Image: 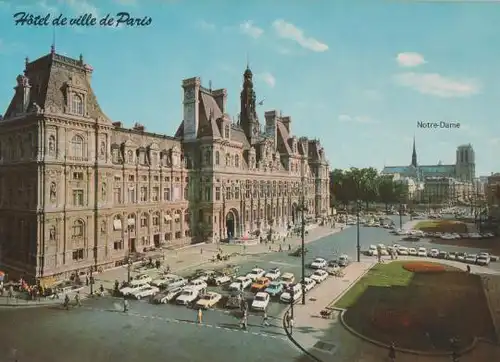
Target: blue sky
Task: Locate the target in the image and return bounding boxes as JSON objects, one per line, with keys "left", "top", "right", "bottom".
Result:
{"left": 0, "top": 0, "right": 499, "bottom": 176}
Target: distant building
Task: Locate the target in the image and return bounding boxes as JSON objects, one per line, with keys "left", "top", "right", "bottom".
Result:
{"left": 381, "top": 138, "right": 476, "bottom": 204}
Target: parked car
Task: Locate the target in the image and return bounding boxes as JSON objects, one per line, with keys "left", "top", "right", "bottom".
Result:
{"left": 189, "top": 279, "right": 208, "bottom": 291}
{"left": 150, "top": 276, "right": 173, "bottom": 288}
{"left": 229, "top": 276, "right": 252, "bottom": 290}
{"left": 190, "top": 270, "right": 216, "bottom": 282}
{"left": 251, "top": 277, "right": 270, "bottom": 292}
{"left": 438, "top": 251, "right": 449, "bottom": 259}
{"left": 280, "top": 283, "right": 302, "bottom": 303}
{"left": 279, "top": 273, "right": 295, "bottom": 287}
{"left": 377, "top": 244, "right": 389, "bottom": 255}
{"left": 130, "top": 274, "right": 153, "bottom": 286}
{"left": 325, "top": 263, "right": 340, "bottom": 275}
{"left": 457, "top": 252, "right": 467, "bottom": 261}
{"left": 448, "top": 252, "right": 457, "bottom": 260}
{"left": 246, "top": 268, "right": 266, "bottom": 281}
{"left": 310, "top": 270, "right": 328, "bottom": 284}
{"left": 265, "top": 281, "right": 284, "bottom": 297}
{"left": 152, "top": 287, "right": 183, "bottom": 304}
{"left": 195, "top": 292, "right": 222, "bottom": 309}
{"left": 429, "top": 249, "right": 439, "bottom": 258}
{"left": 465, "top": 254, "right": 478, "bottom": 264}
{"left": 132, "top": 285, "right": 160, "bottom": 300}
{"left": 417, "top": 247, "right": 427, "bottom": 257}
{"left": 251, "top": 292, "right": 270, "bottom": 311}
{"left": 310, "top": 258, "right": 327, "bottom": 269}
{"left": 176, "top": 287, "right": 199, "bottom": 305}
{"left": 303, "top": 277, "right": 316, "bottom": 292}
{"left": 476, "top": 255, "right": 490, "bottom": 266}
{"left": 225, "top": 291, "right": 243, "bottom": 309}
{"left": 208, "top": 273, "right": 231, "bottom": 286}
{"left": 119, "top": 282, "right": 149, "bottom": 296}
{"left": 408, "top": 248, "right": 418, "bottom": 256}
{"left": 368, "top": 245, "right": 378, "bottom": 256}
{"left": 265, "top": 268, "right": 281, "bottom": 280}
{"left": 338, "top": 255, "right": 350, "bottom": 267}
{"left": 396, "top": 247, "right": 408, "bottom": 256}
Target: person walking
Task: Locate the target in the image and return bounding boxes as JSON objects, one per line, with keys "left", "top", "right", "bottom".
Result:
{"left": 197, "top": 308, "right": 203, "bottom": 324}
{"left": 388, "top": 342, "right": 396, "bottom": 362}
{"left": 261, "top": 310, "right": 270, "bottom": 327}
{"left": 123, "top": 297, "right": 129, "bottom": 312}
{"left": 74, "top": 292, "right": 81, "bottom": 307}
{"left": 466, "top": 265, "right": 471, "bottom": 274}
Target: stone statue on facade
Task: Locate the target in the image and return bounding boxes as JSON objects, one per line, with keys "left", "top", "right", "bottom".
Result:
{"left": 50, "top": 182, "right": 57, "bottom": 202}
{"left": 100, "top": 220, "right": 106, "bottom": 234}
{"left": 99, "top": 141, "right": 106, "bottom": 159}
{"left": 48, "top": 136, "right": 56, "bottom": 155}
{"left": 49, "top": 226, "right": 56, "bottom": 240}
{"left": 101, "top": 183, "right": 107, "bottom": 201}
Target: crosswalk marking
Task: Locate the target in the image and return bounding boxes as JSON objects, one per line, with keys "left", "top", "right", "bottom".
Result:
{"left": 81, "top": 306, "right": 287, "bottom": 341}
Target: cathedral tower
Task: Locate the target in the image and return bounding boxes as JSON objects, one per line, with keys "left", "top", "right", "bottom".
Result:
{"left": 411, "top": 136, "right": 418, "bottom": 167}
{"left": 240, "top": 66, "right": 260, "bottom": 145}
{"left": 455, "top": 144, "right": 475, "bottom": 182}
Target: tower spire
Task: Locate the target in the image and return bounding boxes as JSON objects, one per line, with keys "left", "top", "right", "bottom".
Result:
{"left": 411, "top": 135, "right": 417, "bottom": 167}
{"left": 246, "top": 52, "right": 250, "bottom": 69}
{"left": 51, "top": 26, "right": 56, "bottom": 54}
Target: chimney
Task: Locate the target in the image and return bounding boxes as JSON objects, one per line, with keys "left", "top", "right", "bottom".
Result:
{"left": 112, "top": 121, "right": 123, "bottom": 128}
{"left": 212, "top": 88, "right": 227, "bottom": 113}
{"left": 182, "top": 77, "right": 201, "bottom": 141}
{"left": 15, "top": 75, "right": 31, "bottom": 113}
{"left": 281, "top": 116, "right": 291, "bottom": 133}
{"left": 265, "top": 110, "right": 277, "bottom": 145}
{"left": 133, "top": 123, "right": 145, "bottom": 132}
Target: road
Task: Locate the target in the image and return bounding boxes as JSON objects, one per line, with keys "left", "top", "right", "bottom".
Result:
{"left": 1, "top": 216, "right": 499, "bottom": 362}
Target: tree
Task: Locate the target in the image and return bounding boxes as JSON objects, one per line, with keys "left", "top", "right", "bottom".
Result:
{"left": 378, "top": 176, "right": 395, "bottom": 212}
{"left": 194, "top": 221, "right": 212, "bottom": 243}
{"left": 329, "top": 169, "right": 353, "bottom": 209}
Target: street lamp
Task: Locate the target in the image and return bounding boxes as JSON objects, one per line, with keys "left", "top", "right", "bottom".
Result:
{"left": 298, "top": 195, "right": 308, "bottom": 305}
{"left": 127, "top": 257, "right": 132, "bottom": 283}
{"left": 399, "top": 202, "right": 403, "bottom": 230}
{"left": 355, "top": 200, "right": 361, "bottom": 262}
{"left": 89, "top": 266, "right": 94, "bottom": 295}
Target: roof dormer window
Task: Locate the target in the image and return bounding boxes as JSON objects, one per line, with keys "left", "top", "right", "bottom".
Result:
{"left": 224, "top": 125, "right": 230, "bottom": 138}
{"left": 72, "top": 93, "right": 84, "bottom": 115}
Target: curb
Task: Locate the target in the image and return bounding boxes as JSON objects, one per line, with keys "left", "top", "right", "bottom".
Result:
{"left": 282, "top": 307, "right": 323, "bottom": 362}
{"left": 338, "top": 308, "right": 481, "bottom": 356}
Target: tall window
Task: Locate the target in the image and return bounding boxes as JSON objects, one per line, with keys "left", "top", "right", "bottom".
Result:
{"left": 215, "top": 151, "right": 220, "bottom": 165}
{"left": 235, "top": 155, "right": 240, "bottom": 168}
{"left": 140, "top": 213, "right": 148, "bottom": 227}
{"left": 215, "top": 187, "right": 220, "bottom": 201}
{"left": 127, "top": 150, "right": 134, "bottom": 164}
{"left": 184, "top": 186, "right": 189, "bottom": 200}
{"left": 72, "top": 189, "right": 84, "bottom": 206}
{"left": 72, "top": 220, "right": 84, "bottom": 237}
{"left": 224, "top": 125, "right": 230, "bottom": 138}
{"left": 152, "top": 187, "right": 159, "bottom": 201}
{"left": 152, "top": 213, "right": 160, "bottom": 226}
{"left": 71, "top": 135, "right": 84, "bottom": 158}
{"left": 113, "top": 187, "right": 122, "bottom": 204}
{"left": 140, "top": 187, "right": 148, "bottom": 202}
{"left": 72, "top": 93, "right": 84, "bottom": 115}
{"left": 128, "top": 188, "right": 136, "bottom": 203}
{"left": 204, "top": 151, "right": 211, "bottom": 165}
{"left": 163, "top": 188, "right": 170, "bottom": 201}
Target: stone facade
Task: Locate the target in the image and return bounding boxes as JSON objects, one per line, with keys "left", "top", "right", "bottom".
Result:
{"left": 0, "top": 51, "right": 330, "bottom": 281}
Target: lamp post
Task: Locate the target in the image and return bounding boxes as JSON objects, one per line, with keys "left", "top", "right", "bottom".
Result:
{"left": 127, "top": 257, "right": 132, "bottom": 283}
{"left": 356, "top": 200, "right": 361, "bottom": 262}
{"left": 289, "top": 289, "right": 295, "bottom": 335}
{"left": 298, "top": 195, "right": 308, "bottom": 305}
{"left": 399, "top": 202, "right": 403, "bottom": 230}
{"left": 89, "top": 266, "right": 94, "bottom": 295}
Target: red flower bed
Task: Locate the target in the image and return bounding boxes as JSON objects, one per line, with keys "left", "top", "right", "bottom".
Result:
{"left": 403, "top": 262, "right": 446, "bottom": 273}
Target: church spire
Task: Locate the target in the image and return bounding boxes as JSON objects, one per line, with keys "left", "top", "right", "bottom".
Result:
{"left": 411, "top": 136, "right": 417, "bottom": 167}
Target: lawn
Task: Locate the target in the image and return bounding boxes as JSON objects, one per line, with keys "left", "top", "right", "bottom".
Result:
{"left": 414, "top": 220, "right": 468, "bottom": 233}
{"left": 334, "top": 261, "right": 495, "bottom": 352}
{"left": 334, "top": 262, "right": 413, "bottom": 309}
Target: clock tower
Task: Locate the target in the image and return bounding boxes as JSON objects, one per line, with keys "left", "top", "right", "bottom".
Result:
{"left": 182, "top": 77, "right": 200, "bottom": 141}
{"left": 240, "top": 66, "right": 260, "bottom": 145}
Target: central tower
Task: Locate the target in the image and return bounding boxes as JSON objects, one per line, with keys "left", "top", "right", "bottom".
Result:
{"left": 411, "top": 136, "right": 418, "bottom": 167}
{"left": 240, "top": 66, "right": 260, "bottom": 145}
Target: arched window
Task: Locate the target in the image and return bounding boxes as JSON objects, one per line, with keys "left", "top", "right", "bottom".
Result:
{"left": 152, "top": 212, "right": 160, "bottom": 226}
{"left": 224, "top": 125, "right": 230, "bottom": 138}
{"left": 140, "top": 213, "right": 148, "bottom": 228}
{"left": 72, "top": 93, "right": 84, "bottom": 115}
{"left": 71, "top": 135, "right": 84, "bottom": 158}
{"left": 72, "top": 219, "right": 84, "bottom": 237}
{"left": 225, "top": 153, "right": 230, "bottom": 166}
{"left": 127, "top": 150, "right": 134, "bottom": 164}
{"left": 235, "top": 155, "right": 239, "bottom": 168}
{"left": 204, "top": 151, "right": 211, "bottom": 165}
{"left": 215, "top": 151, "right": 220, "bottom": 165}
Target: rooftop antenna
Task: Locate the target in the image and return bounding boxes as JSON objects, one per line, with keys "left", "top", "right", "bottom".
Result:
{"left": 246, "top": 52, "right": 250, "bottom": 69}
{"left": 50, "top": 26, "right": 56, "bottom": 54}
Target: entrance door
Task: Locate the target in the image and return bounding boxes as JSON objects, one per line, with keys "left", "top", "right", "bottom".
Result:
{"left": 153, "top": 234, "right": 160, "bottom": 247}
{"left": 226, "top": 213, "right": 235, "bottom": 239}
{"left": 130, "top": 238, "right": 136, "bottom": 253}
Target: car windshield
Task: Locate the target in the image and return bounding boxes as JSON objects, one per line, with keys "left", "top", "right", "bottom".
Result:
{"left": 268, "top": 284, "right": 278, "bottom": 289}
{"left": 182, "top": 291, "right": 193, "bottom": 296}
{"left": 256, "top": 280, "right": 264, "bottom": 284}
{"left": 314, "top": 271, "right": 322, "bottom": 276}
{"left": 202, "top": 295, "right": 212, "bottom": 300}
{"left": 255, "top": 296, "right": 266, "bottom": 301}
{"left": 314, "top": 259, "right": 323, "bottom": 262}
{"left": 251, "top": 269, "right": 261, "bottom": 274}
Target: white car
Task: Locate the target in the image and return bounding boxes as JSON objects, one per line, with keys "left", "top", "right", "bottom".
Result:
{"left": 130, "top": 274, "right": 153, "bottom": 286}
{"left": 338, "top": 255, "right": 350, "bottom": 267}
{"left": 165, "top": 277, "right": 188, "bottom": 290}
{"left": 251, "top": 292, "right": 270, "bottom": 311}
{"left": 120, "top": 282, "right": 149, "bottom": 296}
{"left": 279, "top": 273, "right": 295, "bottom": 287}
{"left": 195, "top": 292, "right": 222, "bottom": 309}
{"left": 429, "top": 249, "right": 439, "bottom": 258}
{"left": 152, "top": 287, "right": 183, "bottom": 304}
{"left": 325, "top": 263, "right": 340, "bottom": 275}
{"left": 303, "top": 277, "right": 316, "bottom": 292}
{"left": 408, "top": 248, "right": 418, "bottom": 256}
{"left": 280, "top": 284, "right": 302, "bottom": 303}
{"left": 397, "top": 246, "right": 409, "bottom": 256}
{"left": 246, "top": 268, "right": 266, "bottom": 281}
{"left": 189, "top": 279, "right": 208, "bottom": 291}
{"left": 310, "top": 258, "right": 327, "bottom": 269}
{"left": 465, "top": 254, "right": 478, "bottom": 264}
{"left": 310, "top": 270, "right": 328, "bottom": 283}
{"left": 209, "top": 274, "right": 232, "bottom": 286}
{"left": 229, "top": 276, "right": 252, "bottom": 291}
{"left": 150, "top": 277, "right": 171, "bottom": 288}
{"left": 377, "top": 244, "right": 389, "bottom": 256}
{"left": 476, "top": 255, "right": 490, "bottom": 266}
{"left": 132, "top": 285, "right": 160, "bottom": 300}
{"left": 176, "top": 287, "right": 199, "bottom": 305}
{"left": 368, "top": 245, "right": 378, "bottom": 256}
{"left": 265, "top": 267, "right": 281, "bottom": 280}
{"left": 417, "top": 247, "right": 427, "bottom": 257}
{"left": 192, "top": 270, "right": 216, "bottom": 282}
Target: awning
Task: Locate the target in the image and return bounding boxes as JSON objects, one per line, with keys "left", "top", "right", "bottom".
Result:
{"left": 128, "top": 218, "right": 135, "bottom": 226}
{"left": 164, "top": 215, "right": 172, "bottom": 222}
{"left": 113, "top": 219, "right": 122, "bottom": 231}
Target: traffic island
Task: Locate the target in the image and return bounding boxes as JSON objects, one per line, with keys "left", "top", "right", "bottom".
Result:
{"left": 332, "top": 261, "right": 496, "bottom": 355}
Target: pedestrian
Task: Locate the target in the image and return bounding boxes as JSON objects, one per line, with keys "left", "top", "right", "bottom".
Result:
{"left": 200, "top": 248, "right": 203, "bottom": 255}
{"left": 197, "top": 308, "right": 203, "bottom": 324}
{"left": 123, "top": 297, "right": 129, "bottom": 312}
{"left": 85, "top": 276, "right": 89, "bottom": 286}
{"left": 75, "top": 292, "right": 81, "bottom": 307}
{"left": 388, "top": 342, "right": 396, "bottom": 362}
{"left": 466, "top": 265, "right": 471, "bottom": 274}
{"left": 155, "top": 259, "right": 161, "bottom": 269}
{"left": 262, "top": 310, "right": 270, "bottom": 326}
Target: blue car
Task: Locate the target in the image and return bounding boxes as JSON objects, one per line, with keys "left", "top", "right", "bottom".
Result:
{"left": 265, "top": 281, "right": 284, "bottom": 297}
